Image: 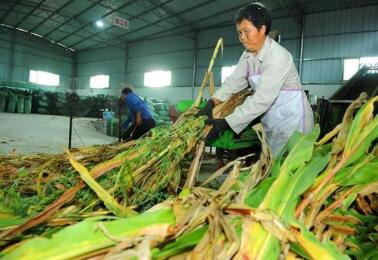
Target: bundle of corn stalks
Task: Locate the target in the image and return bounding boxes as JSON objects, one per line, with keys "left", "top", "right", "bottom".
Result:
{"left": 0, "top": 122, "right": 272, "bottom": 260}
{"left": 2, "top": 93, "right": 377, "bottom": 259}
{"left": 0, "top": 38, "right": 249, "bottom": 245}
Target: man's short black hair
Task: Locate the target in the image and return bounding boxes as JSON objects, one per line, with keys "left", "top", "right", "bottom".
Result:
{"left": 122, "top": 87, "right": 133, "bottom": 95}
{"left": 236, "top": 3, "right": 271, "bottom": 35}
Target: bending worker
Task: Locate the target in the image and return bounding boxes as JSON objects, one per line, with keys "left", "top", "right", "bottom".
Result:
{"left": 121, "top": 87, "right": 156, "bottom": 141}
{"left": 198, "top": 3, "right": 313, "bottom": 155}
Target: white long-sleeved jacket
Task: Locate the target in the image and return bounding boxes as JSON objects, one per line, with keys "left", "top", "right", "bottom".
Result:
{"left": 213, "top": 36, "right": 313, "bottom": 154}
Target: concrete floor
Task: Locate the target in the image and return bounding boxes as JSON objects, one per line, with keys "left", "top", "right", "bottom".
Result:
{"left": 0, "top": 112, "right": 117, "bottom": 155}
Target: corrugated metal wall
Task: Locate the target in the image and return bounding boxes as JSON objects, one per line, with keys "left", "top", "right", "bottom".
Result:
{"left": 0, "top": 27, "right": 73, "bottom": 88}
{"left": 126, "top": 35, "right": 195, "bottom": 103}
{"left": 3, "top": 4, "right": 377, "bottom": 103}
{"left": 125, "top": 5, "right": 378, "bottom": 103}
{"left": 127, "top": 35, "right": 194, "bottom": 88}
{"left": 303, "top": 5, "right": 378, "bottom": 97}
{"left": 123, "top": 16, "right": 301, "bottom": 104}
{"left": 77, "top": 46, "right": 126, "bottom": 95}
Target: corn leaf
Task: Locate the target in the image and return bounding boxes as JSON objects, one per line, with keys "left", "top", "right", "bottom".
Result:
{"left": 238, "top": 126, "right": 329, "bottom": 260}
{"left": 343, "top": 97, "right": 378, "bottom": 166}
{"left": 0, "top": 218, "right": 26, "bottom": 229}
{"left": 291, "top": 222, "right": 350, "bottom": 260}
{"left": 68, "top": 153, "right": 137, "bottom": 218}
{"left": 245, "top": 178, "right": 275, "bottom": 208}
{"left": 152, "top": 226, "right": 208, "bottom": 258}
{"left": 334, "top": 156, "right": 378, "bottom": 186}
{"left": 237, "top": 219, "right": 281, "bottom": 260}
{"left": 261, "top": 126, "right": 320, "bottom": 213}
{"left": 271, "top": 131, "right": 304, "bottom": 178}
{"left": 4, "top": 208, "right": 175, "bottom": 260}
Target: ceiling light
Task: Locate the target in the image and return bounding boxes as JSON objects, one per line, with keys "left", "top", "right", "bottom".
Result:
{"left": 96, "top": 20, "right": 104, "bottom": 28}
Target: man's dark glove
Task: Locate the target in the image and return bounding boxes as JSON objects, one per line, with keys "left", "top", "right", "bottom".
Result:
{"left": 205, "top": 118, "right": 230, "bottom": 142}
{"left": 196, "top": 99, "right": 214, "bottom": 119}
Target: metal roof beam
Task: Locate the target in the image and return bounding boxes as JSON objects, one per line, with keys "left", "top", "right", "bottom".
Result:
{"left": 124, "top": 2, "right": 248, "bottom": 42}
{"left": 286, "top": 0, "right": 304, "bottom": 23}
{"left": 14, "top": 0, "right": 48, "bottom": 28}
{"left": 85, "top": 1, "right": 247, "bottom": 50}
{"left": 1, "top": 0, "right": 92, "bottom": 30}
{"left": 55, "top": 0, "right": 137, "bottom": 43}
{"left": 0, "top": 0, "right": 22, "bottom": 24}
{"left": 28, "top": 0, "right": 74, "bottom": 33}
{"left": 66, "top": 0, "right": 179, "bottom": 48}
{"left": 42, "top": 0, "right": 103, "bottom": 38}
{"left": 92, "top": 0, "right": 185, "bottom": 38}
{"left": 146, "top": 0, "right": 194, "bottom": 31}
{"left": 86, "top": 0, "right": 215, "bottom": 49}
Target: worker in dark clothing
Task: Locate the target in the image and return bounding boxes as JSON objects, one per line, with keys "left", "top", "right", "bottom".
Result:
{"left": 121, "top": 87, "right": 156, "bottom": 141}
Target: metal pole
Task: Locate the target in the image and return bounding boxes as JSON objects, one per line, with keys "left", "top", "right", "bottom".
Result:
{"left": 191, "top": 31, "right": 198, "bottom": 99}
{"left": 8, "top": 30, "right": 15, "bottom": 80}
{"left": 298, "top": 13, "right": 305, "bottom": 81}
{"left": 124, "top": 44, "right": 129, "bottom": 83}
{"left": 118, "top": 99, "right": 122, "bottom": 142}
{"left": 68, "top": 52, "right": 78, "bottom": 149}
{"left": 120, "top": 44, "right": 129, "bottom": 142}
{"left": 68, "top": 110, "right": 73, "bottom": 149}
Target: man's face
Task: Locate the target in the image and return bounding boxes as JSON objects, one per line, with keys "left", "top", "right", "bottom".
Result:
{"left": 237, "top": 19, "right": 266, "bottom": 53}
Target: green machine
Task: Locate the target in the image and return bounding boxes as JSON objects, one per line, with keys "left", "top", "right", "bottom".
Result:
{"left": 176, "top": 100, "right": 260, "bottom": 162}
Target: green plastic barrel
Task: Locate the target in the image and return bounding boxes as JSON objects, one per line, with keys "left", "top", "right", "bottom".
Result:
{"left": 24, "top": 96, "right": 32, "bottom": 114}
{"left": 16, "top": 95, "right": 24, "bottom": 113}
{"left": 112, "top": 119, "right": 119, "bottom": 137}
{"left": 106, "top": 117, "right": 114, "bottom": 136}
{"left": 6, "top": 93, "right": 17, "bottom": 113}
{"left": 0, "top": 91, "right": 7, "bottom": 112}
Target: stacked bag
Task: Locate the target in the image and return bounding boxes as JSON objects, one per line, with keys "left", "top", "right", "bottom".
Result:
{"left": 0, "top": 87, "right": 32, "bottom": 114}
{"left": 145, "top": 97, "right": 171, "bottom": 126}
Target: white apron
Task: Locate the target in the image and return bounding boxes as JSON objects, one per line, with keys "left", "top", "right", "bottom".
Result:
{"left": 247, "top": 74, "right": 313, "bottom": 155}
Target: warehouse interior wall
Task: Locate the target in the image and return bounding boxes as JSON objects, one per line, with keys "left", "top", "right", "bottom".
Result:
{"left": 302, "top": 4, "right": 378, "bottom": 98}
{"left": 2, "top": 4, "right": 377, "bottom": 106}
{"left": 117, "top": 4, "right": 378, "bottom": 104}
{"left": 0, "top": 27, "right": 73, "bottom": 89}
{"left": 125, "top": 35, "right": 195, "bottom": 104}
{"left": 77, "top": 46, "right": 126, "bottom": 96}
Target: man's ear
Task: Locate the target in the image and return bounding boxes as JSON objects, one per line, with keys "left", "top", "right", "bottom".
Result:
{"left": 260, "top": 25, "right": 267, "bottom": 35}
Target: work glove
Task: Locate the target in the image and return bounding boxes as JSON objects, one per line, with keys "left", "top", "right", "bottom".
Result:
{"left": 196, "top": 99, "right": 215, "bottom": 119}
{"left": 205, "top": 118, "right": 230, "bottom": 142}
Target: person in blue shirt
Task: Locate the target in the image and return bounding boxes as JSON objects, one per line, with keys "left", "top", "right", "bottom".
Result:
{"left": 121, "top": 87, "right": 156, "bottom": 141}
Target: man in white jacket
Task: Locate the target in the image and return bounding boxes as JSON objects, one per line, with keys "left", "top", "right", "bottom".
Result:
{"left": 198, "top": 3, "right": 313, "bottom": 155}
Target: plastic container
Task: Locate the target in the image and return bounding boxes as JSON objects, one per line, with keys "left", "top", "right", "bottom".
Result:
{"left": 106, "top": 117, "right": 114, "bottom": 136}
{"left": 102, "top": 111, "right": 115, "bottom": 121}
{"left": 24, "top": 96, "right": 32, "bottom": 114}
{"left": 6, "top": 93, "right": 17, "bottom": 113}
{"left": 0, "top": 91, "right": 7, "bottom": 112}
{"left": 103, "top": 111, "right": 115, "bottom": 135}
{"left": 112, "top": 119, "right": 119, "bottom": 137}
{"left": 16, "top": 95, "right": 24, "bottom": 113}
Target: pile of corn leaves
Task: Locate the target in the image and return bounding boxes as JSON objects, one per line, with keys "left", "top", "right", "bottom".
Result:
{"left": 0, "top": 87, "right": 250, "bottom": 242}
{"left": 0, "top": 92, "right": 377, "bottom": 259}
